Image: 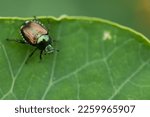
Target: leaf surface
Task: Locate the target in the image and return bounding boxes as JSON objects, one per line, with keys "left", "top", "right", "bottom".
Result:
{"left": 0, "top": 16, "right": 150, "bottom": 100}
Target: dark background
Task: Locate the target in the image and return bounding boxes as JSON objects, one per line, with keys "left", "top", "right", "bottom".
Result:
{"left": 0, "top": 0, "right": 150, "bottom": 38}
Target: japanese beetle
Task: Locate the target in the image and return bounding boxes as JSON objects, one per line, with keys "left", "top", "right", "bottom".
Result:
{"left": 7, "top": 16, "right": 55, "bottom": 62}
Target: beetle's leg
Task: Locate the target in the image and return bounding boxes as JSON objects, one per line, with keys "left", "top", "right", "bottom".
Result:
{"left": 53, "top": 40, "right": 57, "bottom": 43}
{"left": 25, "top": 48, "right": 38, "bottom": 64}
{"left": 33, "top": 16, "right": 43, "bottom": 26}
{"left": 46, "top": 19, "right": 56, "bottom": 45}
{"left": 6, "top": 38, "right": 27, "bottom": 44}
{"left": 33, "top": 16, "right": 38, "bottom": 21}
{"left": 33, "top": 16, "right": 41, "bottom": 23}
{"left": 46, "top": 18, "right": 51, "bottom": 32}
{"left": 40, "top": 50, "right": 43, "bottom": 60}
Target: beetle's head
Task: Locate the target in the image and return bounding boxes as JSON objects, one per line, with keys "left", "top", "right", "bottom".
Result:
{"left": 45, "top": 44, "right": 54, "bottom": 53}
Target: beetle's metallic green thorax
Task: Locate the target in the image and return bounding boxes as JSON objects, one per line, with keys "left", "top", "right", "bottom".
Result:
{"left": 37, "top": 35, "right": 49, "bottom": 43}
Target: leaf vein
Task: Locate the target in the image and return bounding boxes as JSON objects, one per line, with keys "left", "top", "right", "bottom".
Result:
{"left": 53, "top": 59, "right": 103, "bottom": 85}
{"left": 108, "top": 60, "right": 149, "bottom": 99}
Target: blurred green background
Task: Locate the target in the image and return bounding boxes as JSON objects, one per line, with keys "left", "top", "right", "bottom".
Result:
{"left": 0, "top": 0, "right": 150, "bottom": 38}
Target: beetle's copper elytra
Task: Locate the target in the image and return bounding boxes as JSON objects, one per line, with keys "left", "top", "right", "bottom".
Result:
{"left": 21, "top": 21, "right": 48, "bottom": 44}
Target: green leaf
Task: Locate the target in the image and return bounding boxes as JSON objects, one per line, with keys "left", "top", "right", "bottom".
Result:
{"left": 0, "top": 16, "right": 150, "bottom": 100}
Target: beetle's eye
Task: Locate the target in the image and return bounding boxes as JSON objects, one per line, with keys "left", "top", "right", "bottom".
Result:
{"left": 45, "top": 45, "right": 54, "bottom": 53}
